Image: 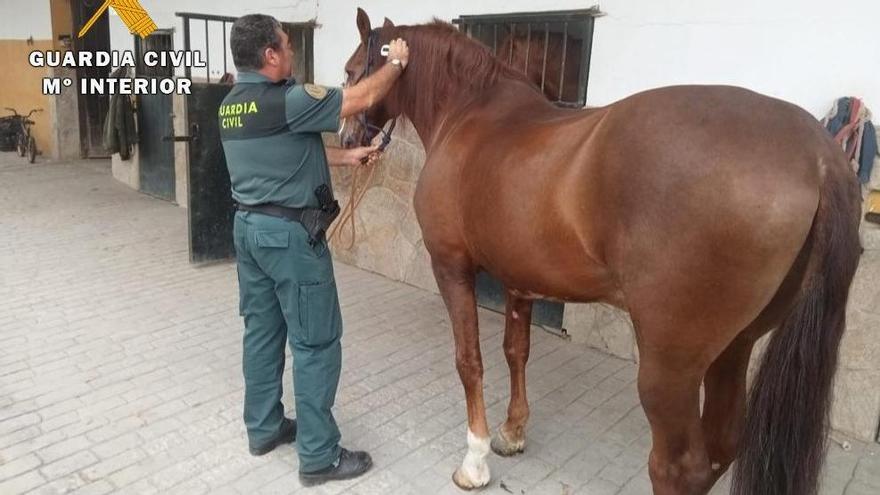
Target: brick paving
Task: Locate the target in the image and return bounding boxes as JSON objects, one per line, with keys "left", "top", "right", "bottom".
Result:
{"left": 0, "top": 154, "right": 878, "bottom": 494}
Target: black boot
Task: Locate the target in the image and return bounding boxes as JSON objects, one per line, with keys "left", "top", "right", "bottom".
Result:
{"left": 299, "top": 448, "right": 373, "bottom": 486}
{"left": 249, "top": 417, "right": 297, "bottom": 456}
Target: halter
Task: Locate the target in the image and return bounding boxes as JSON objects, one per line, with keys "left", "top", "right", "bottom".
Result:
{"left": 355, "top": 29, "right": 397, "bottom": 152}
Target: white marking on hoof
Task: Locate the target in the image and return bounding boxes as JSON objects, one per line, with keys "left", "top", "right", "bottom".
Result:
{"left": 454, "top": 429, "right": 490, "bottom": 489}
{"left": 512, "top": 311, "right": 519, "bottom": 320}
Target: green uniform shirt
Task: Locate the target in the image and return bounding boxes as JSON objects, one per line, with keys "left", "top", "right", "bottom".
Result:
{"left": 219, "top": 71, "right": 342, "bottom": 208}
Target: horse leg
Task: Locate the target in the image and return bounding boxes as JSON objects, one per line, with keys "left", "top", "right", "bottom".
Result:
{"left": 702, "top": 244, "right": 809, "bottom": 482}
{"left": 432, "top": 258, "right": 491, "bottom": 489}
{"left": 639, "top": 355, "right": 714, "bottom": 495}
{"left": 700, "top": 334, "right": 756, "bottom": 483}
{"left": 491, "top": 294, "right": 533, "bottom": 456}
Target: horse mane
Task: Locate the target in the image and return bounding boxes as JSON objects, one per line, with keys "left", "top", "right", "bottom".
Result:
{"left": 406, "top": 20, "right": 529, "bottom": 88}
{"left": 389, "top": 20, "right": 535, "bottom": 136}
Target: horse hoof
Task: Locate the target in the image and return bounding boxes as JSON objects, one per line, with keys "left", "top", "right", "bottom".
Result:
{"left": 452, "top": 467, "right": 489, "bottom": 490}
{"left": 490, "top": 429, "right": 525, "bottom": 457}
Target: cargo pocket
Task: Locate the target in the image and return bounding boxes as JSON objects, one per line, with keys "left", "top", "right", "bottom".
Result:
{"left": 254, "top": 231, "right": 289, "bottom": 248}
{"left": 297, "top": 280, "right": 342, "bottom": 347}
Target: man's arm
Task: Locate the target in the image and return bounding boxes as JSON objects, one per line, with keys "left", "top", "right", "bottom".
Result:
{"left": 326, "top": 145, "right": 380, "bottom": 167}
{"left": 340, "top": 38, "right": 409, "bottom": 119}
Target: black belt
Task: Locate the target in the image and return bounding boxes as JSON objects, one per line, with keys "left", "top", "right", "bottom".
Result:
{"left": 237, "top": 188, "right": 340, "bottom": 248}
{"left": 236, "top": 203, "right": 311, "bottom": 223}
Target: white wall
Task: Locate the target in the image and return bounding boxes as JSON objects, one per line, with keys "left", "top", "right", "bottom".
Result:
{"left": 314, "top": 0, "right": 880, "bottom": 118}
{"left": 3, "top": 1, "right": 877, "bottom": 117}
{"left": 108, "top": 0, "right": 318, "bottom": 80}
{"left": 0, "top": 0, "right": 52, "bottom": 40}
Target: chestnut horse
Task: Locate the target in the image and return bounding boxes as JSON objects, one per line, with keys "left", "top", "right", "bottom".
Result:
{"left": 341, "top": 10, "right": 862, "bottom": 495}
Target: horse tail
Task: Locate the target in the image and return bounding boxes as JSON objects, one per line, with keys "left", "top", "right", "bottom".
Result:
{"left": 731, "top": 160, "right": 862, "bottom": 495}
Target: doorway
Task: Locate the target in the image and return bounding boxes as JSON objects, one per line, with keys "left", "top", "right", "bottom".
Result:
{"left": 70, "top": 0, "right": 111, "bottom": 158}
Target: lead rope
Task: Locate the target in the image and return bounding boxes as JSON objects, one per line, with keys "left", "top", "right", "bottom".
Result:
{"left": 327, "top": 119, "right": 397, "bottom": 250}
{"left": 327, "top": 161, "right": 378, "bottom": 250}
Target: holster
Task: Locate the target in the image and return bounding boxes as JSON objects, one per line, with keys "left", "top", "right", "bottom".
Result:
{"left": 301, "top": 184, "right": 340, "bottom": 246}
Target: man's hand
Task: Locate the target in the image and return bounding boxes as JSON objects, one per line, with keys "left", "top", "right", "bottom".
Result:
{"left": 347, "top": 146, "right": 381, "bottom": 167}
{"left": 386, "top": 38, "right": 409, "bottom": 69}
{"left": 327, "top": 145, "right": 381, "bottom": 167}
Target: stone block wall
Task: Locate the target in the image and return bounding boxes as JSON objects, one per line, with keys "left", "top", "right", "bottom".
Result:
{"left": 328, "top": 121, "right": 437, "bottom": 294}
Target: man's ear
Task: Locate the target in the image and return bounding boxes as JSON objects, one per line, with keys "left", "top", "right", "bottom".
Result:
{"left": 264, "top": 45, "right": 279, "bottom": 66}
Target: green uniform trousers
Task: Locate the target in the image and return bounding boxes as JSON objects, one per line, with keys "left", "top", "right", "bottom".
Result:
{"left": 233, "top": 210, "right": 342, "bottom": 472}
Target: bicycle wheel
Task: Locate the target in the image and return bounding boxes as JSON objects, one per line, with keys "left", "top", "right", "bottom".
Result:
{"left": 27, "top": 136, "right": 36, "bottom": 163}
{"left": 17, "top": 134, "right": 25, "bottom": 157}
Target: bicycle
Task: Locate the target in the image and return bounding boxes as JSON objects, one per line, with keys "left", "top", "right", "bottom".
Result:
{"left": 4, "top": 108, "right": 42, "bottom": 163}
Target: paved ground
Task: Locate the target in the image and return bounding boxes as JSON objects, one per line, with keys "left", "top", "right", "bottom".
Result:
{"left": 0, "top": 154, "right": 878, "bottom": 495}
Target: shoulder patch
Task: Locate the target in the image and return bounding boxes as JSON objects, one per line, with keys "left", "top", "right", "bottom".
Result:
{"left": 303, "top": 83, "right": 328, "bottom": 100}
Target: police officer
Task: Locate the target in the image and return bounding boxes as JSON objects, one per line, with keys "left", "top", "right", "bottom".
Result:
{"left": 220, "top": 14, "right": 409, "bottom": 486}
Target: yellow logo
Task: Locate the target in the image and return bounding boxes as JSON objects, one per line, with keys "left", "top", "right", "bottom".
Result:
{"left": 78, "top": 0, "right": 158, "bottom": 39}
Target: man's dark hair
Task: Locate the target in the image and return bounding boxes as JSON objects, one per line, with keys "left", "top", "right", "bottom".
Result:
{"left": 230, "top": 14, "right": 283, "bottom": 71}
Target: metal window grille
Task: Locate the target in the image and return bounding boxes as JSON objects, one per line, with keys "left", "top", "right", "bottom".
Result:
{"left": 134, "top": 30, "right": 174, "bottom": 78}
{"left": 453, "top": 8, "right": 600, "bottom": 108}
{"left": 175, "top": 12, "right": 315, "bottom": 84}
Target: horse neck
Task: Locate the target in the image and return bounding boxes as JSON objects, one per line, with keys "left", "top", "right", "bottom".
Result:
{"left": 390, "top": 64, "right": 461, "bottom": 148}
{"left": 388, "top": 26, "right": 518, "bottom": 150}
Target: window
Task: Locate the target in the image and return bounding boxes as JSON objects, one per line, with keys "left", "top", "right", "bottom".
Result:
{"left": 134, "top": 30, "right": 174, "bottom": 78}
{"left": 453, "top": 8, "right": 600, "bottom": 108}
{"left": 175, "top": 13, "right": 315, "bottom": 84}
{"left": 282, "top": 23, "right": 315, "bottom": 84}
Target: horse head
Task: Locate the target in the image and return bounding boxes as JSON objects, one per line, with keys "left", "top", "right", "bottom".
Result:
{"left": 340, "top": 8, "right": 398, "bottom": 149}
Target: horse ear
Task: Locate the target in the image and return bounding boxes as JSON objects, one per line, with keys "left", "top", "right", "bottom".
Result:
{"left": 383, "top": 17, "right": 395, "bottom": 29}
{"left": 356, "top": 8, "right": 371, "bottom": 43}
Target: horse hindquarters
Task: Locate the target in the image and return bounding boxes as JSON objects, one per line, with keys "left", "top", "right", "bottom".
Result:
{"left": 732, "top": 161, "right": 862, "bottom": 495}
